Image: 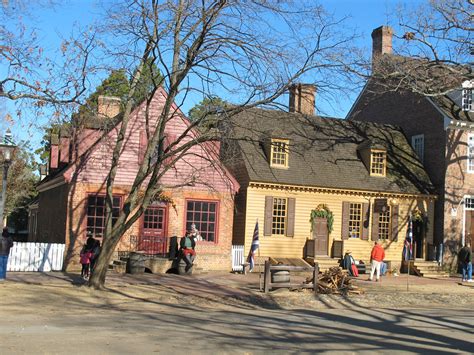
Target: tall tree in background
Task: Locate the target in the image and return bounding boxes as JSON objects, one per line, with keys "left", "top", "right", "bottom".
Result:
{"left": 5, "top": 145, "right": 38, "bottom": 235}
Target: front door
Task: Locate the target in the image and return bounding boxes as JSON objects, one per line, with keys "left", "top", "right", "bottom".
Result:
{"left": 139, "top": 205, "right": 168, "bottom": 255}
{"left": 312, "top": 217, "right": 328, "bottom": 256}
{"left": 413, "top": 220, "right": 424, "bottom": 259}
{"left": 466, "top": 210, "right": 474, "bottom": 252}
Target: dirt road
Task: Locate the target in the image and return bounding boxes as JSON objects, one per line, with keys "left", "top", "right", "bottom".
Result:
{"left": 0, "top": 272, "right": 473, "bottom": 354}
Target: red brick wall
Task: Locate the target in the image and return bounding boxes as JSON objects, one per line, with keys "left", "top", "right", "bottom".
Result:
{"left": 443, "top": 128, "right": 474, "bottom": 267}
{"left": 63, "top": 182, "right": 235, "bottom": 271}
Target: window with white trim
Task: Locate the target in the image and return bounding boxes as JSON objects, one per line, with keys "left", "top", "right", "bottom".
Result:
{"left": 465, "top": 197, "right": 474, "bottom": 210}
{"left": 348, "top": 203, "right": 363, "bottom": 238}
{"left": 272, "top": 197, "right": 287, "bottom": 235}
{"left": 270, "top": 139, "right": 289, "bottom": 168}
{"left": 378, "top": 206, "right": 391, "bottom": 240}
{"left": 411, "top": 134, "right": 424, "bottom": 163}
{"left": 462, "top": 88, "right": 473, "bottom": 112}
{"left": 370, "top": 150, "right": 386, "bottom": 176}
{"left": 468, "top": 134, "right": 474, "bottom": 173}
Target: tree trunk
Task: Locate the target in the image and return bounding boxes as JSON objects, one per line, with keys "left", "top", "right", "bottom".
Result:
{"left": 88, "top": 233, "right": 119, "bottom": 289}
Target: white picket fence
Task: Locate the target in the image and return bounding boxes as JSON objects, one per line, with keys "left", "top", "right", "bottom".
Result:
{"left": 231, "top": 245, "right": 245, "bottom": 272}
{"left": 7, "top": 242, "right": 65, "bottom": 272}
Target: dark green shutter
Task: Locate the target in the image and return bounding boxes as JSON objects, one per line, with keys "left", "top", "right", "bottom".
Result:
{"left": 264, "top": 196, "right": 273, "bottom": 236}
{"left": 391, "top": 205, "right": 399, "bottom": 242}
{"left": 341, "top": 202, "right": 350, "bottom": 240}
{"left": 286, "top": 198, "right": 296, "bottom": 237}
{"left": 371, "top": 204, "right": 379, "bottom": 241}
{"left": 362, "top": 203, "right": 369, "bottom": 240}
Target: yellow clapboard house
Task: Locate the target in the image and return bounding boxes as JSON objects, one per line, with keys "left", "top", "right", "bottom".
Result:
{"left": 223, "top": 85, "right": 436, "bottom": 271}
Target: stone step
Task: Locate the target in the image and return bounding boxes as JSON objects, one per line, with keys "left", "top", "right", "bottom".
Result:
{"left": 415, "top": 266, "right": 444, "bottom": 272}
{"left": 420, "top": 273, "right": 450, "bottom": 278}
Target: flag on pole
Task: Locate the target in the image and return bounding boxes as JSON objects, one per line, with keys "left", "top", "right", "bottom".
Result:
{"left": 403, "top": 215, "right": 413, "bottom": 261}
{"left": 247, "top": 220, "right": 260, "bottom": 272}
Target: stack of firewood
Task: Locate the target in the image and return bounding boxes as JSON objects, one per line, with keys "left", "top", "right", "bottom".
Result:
{"left": 306, "top": 267, "right": 362, "bottom": 295}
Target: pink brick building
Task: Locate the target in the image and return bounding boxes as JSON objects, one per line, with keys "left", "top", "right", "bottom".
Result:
{"left": 29, "top": 88, "right": 239, "bottom": 271}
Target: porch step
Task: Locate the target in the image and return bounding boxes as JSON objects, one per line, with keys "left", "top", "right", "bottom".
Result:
{"left": 413, "top": 261, "right": 449, "bottom": 278}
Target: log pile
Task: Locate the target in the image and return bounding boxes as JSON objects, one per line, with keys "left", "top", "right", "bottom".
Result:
{"left": 306, "top": 267, "right": 362, "bottom": 295}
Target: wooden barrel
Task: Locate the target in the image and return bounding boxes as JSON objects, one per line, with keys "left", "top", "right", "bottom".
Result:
{"left": 271, "top": 270, "right": 290, "bottom": 283}
{"left": 178, "top": 259, "right": 193, "bottom": 275}
{"left": 128, "top": 252, "right": 145, "bottom": 274}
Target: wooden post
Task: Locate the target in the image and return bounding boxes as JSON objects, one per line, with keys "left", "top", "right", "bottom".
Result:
{"left": 313, "top": 262, "right": 319, "bottom": 295}
{"left": 263, "top": 259, "right": 270, "bottom": 293}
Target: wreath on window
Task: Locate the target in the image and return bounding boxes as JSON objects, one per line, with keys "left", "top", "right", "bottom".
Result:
{"left": 309, "top": 204, "right": 334, "bottom": 234}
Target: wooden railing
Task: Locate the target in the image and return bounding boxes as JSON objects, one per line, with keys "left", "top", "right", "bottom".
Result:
{"left": 263, "top": 259, "right": 319, "bottom": 294}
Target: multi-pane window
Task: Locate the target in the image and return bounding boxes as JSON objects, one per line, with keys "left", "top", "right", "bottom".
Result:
{"left": 465, "top": 197, "right": 474, "bottom": 210}
{"left": 378, "top": 206, "right": 391, "bottom": 240}
{"left": 370, "top": 151, "right": 386, "bottom": 176}
{"left": 272, "top": 197, "right": 287, "bottom": 235}
{"left": 468, "top": 134, "right": 474, "bottom": 173}
{"left": 143, "top": 207, "right": 164, "bottom": 231}
{"left": 411, "top": 134, "right": 424, "bottom": 163}
{"left": 271, "top": 139, "right": 289, "bottom": 168}
{"left": 185, "top": 200, "right": 218, "bottom": 242}
{"left": 86, "top": 195, "right": 121, "bottom": 238}
{"left": 348, "top": 203, "right": 363, "bottom": 238}
{"left": 462, "top": 88, "right": 473, "bottom": 112}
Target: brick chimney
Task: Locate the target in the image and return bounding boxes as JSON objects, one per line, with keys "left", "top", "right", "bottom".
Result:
{"left": 371, "top": 26, "right": 393, "bottom": 59}
{"left": 289, "top": 84, "right": 316, "bottom": 116}
{"left": 49, "top": 133, "right": 59, "bottom": 170}
{"left": 98, "top": 96, "right": 121, "bottom": 118}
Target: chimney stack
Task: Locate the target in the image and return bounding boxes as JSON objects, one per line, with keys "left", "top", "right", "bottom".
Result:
{"left": 289, "top": 83, "right": 316, "bottom": 116}
{"left": 371, "top": 26, "right": 393, "bottom": 60}
{"left": 98, "top": 96, "right": 121, "bottom": 118}
{"left": 49, "top": 133, "right": 59, "bottom": 170}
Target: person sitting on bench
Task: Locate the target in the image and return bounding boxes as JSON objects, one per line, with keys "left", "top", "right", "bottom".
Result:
{"left": 179, "top": 230, "right": 196, "bottom": 271}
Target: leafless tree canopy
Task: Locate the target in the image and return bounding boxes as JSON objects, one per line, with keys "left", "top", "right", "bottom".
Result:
{"left": 372, "top": 0, "right": 472, "bottom": 96}
{"left": 82, "top": 0, "right": 365, "bottom": 288}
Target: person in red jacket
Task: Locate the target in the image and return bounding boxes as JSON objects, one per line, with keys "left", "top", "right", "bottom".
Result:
{"left": 369, "top": 240, "right": 385, "bottom": 281}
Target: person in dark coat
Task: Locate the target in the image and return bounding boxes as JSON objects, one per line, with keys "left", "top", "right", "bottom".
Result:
{"left": 0, "top": 227, "right": 13, "bottom": 281}
{"left": 458, "top": 241, "right": 472, "bottom": 282}
{"left": 179, "top": 231, "right": 196, "bottom": 271}
{"left": 90, "top": 239, "right": 101, "bottom": 273}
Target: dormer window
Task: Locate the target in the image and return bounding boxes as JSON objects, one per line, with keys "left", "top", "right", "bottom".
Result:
{"left": 462, "top": 88, "right": 473, "bottom": 112}
{"left": 370, "top": 150, "right": 386, "bottom": 176}
{"left": 270, "top": 138, "right": 289, "bottom": 168}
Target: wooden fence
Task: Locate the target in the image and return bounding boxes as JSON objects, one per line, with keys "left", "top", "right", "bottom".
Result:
{"left": 7, "top": 242, "right": 65, "bottom": 272}
{"left": 263, "top": 260, "right": 319, "bottom": 294}
{"left": 231, "top": 245, "right": 245, "bottom": 272}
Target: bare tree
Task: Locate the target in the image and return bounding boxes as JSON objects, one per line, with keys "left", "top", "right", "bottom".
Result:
{"left": 371, "top": 0, "right": 472, "bottom": 96}
{"left": 0, "top": 0, "right": 96, "bottom": 122}
{"left": 81, "top": 0, "right": 365, "bottom": 288}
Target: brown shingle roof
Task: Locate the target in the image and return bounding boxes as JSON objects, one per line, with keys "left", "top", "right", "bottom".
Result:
{"left": 226, "top": 108, "right": 434, "bottom": 195}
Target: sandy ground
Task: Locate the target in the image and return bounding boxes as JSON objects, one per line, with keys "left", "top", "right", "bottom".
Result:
{"left": 0, "top": 271, "right": 473, "bottom": 354}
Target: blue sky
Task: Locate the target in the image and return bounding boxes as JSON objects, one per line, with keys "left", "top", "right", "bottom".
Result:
{"left": 2, "top": 0, "right": 425, "bottom": 152}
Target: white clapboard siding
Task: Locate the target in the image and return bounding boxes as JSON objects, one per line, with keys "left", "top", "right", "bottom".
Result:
{"left": 231, "top": 245, "right": 245, "bottom": 272}
{"left": 7, "top": 242, "right": 65, "bottom": 272}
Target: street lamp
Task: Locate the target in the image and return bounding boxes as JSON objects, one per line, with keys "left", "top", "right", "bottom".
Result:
{"left": 0, "top": 129, "right": 16, "bottom": 230}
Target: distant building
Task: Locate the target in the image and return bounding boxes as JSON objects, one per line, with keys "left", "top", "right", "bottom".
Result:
{"left": 347, "top": 25, "right": 474, "bottom": 267}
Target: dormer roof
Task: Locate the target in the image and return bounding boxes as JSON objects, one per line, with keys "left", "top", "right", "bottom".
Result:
{"left": 224, "top": 108, "right": 434, "bottom": 195}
